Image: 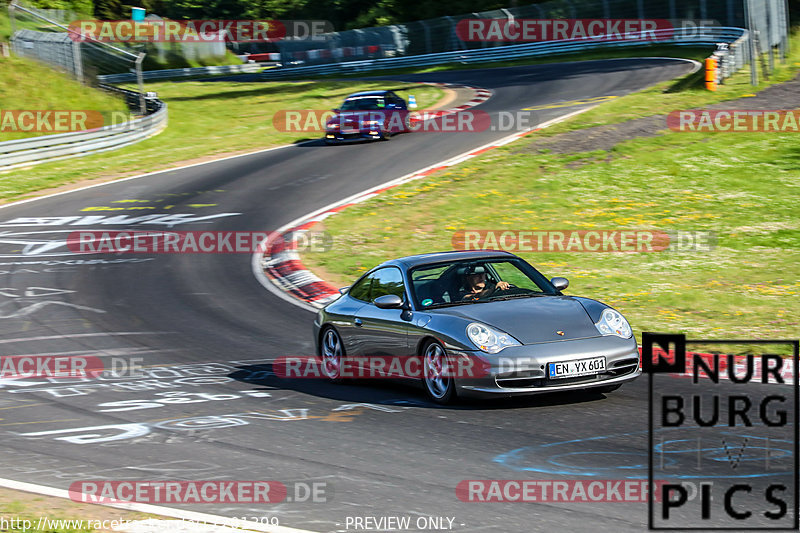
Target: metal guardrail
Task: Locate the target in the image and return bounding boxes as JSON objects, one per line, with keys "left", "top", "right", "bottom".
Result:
{"left": 2, "top": 26, "right": 749, "bottom": 171}
{"left": 260, "top": 27, "right": 749, "bottom": 79}
{"left": 0, "top": 93, "right": 167, "bottom": 171}
{"left": 97, "top": 62, "right": 265, "bottom": 84}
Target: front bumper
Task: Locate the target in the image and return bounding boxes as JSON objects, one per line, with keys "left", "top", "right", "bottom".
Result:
{"left": 449, "top": 335, "right": 641, "bottom": 398}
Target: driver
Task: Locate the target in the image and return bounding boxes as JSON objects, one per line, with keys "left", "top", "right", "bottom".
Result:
{"left": 461, "top": 265, "right": 510, "bottom": 300}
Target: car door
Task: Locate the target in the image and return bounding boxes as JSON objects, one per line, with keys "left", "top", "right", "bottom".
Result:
{"left": 354, "top": 267, "right": 412, "bottom": 375}
{"left": 334, "top": 272, "right": 372, "bottom": 357}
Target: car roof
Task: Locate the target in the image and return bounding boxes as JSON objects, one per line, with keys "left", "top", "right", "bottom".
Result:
{"left": 379, "top": 250, "right": 516, "bottom": 270}
{"left": 344, "top": 91, "right": 392, "bottom": 98}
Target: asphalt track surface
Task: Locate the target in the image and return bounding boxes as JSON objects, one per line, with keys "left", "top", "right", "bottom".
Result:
{"left": 0, "top": 59, "right": 795, "bottom": 532}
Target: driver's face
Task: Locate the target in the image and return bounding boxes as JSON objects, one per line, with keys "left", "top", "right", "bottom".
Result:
{"left": 466, "top": 272, "right": 486, "bottom": 290}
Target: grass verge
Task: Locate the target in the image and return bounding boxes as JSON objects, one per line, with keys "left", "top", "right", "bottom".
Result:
{"left": 302, "top": 37, "right": 800, "bottom": 342}
{"left": 0, "top": 54, "right": 129, "bottom": 142}
{"left": 0, "top": 487, "right": 155, "bottom": 532}
{"left": 0, "top": 80, "right": 444, "bottom": 202}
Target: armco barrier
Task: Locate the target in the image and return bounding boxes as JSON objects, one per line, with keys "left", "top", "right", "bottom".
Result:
{"left": 3, "top": 26, "right": 748, "bottom": 171}
{"left": 0, "top": 92, "right": 167, "bottom": 171}
{"left": 259, "top": 27, "right": 749, "bottom": 79}
{"left": 97, "top": 62, "right": 264, "bottom": 84}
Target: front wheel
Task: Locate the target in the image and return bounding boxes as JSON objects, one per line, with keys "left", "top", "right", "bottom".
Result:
{"left": 422, "top": 340, "right": 457, "bottom": 404}
{"left": 320, "top": 327, "right": 345, "bottom": 382}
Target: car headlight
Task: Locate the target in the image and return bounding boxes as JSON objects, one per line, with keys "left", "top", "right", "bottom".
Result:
{"left": 594, "top": 308, "right": 632, "bottom": 338}
{"left": 466, "top": 322, "right": 521, "bottom": 354}
{"left": 327, "top": 123, "right": 339, "bottom": 130}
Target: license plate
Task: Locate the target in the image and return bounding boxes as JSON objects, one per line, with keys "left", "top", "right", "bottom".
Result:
{"left": 342, "top": 128, "right": 359, "bottom": 134}
{"left": 548, "top": 356, "right": 606, "bottom": 379}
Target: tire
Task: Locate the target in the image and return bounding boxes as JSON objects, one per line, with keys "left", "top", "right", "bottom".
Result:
{"left": 319, "top": 327, "right": 346, "bottom": 382}
{"left": 422, "top": 340, "right": 457, "bottom": 404}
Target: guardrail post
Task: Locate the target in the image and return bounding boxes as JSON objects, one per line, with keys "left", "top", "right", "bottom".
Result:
{"left": 73, "top": 39, "right": 84, "bottom": 84}
{"left": 782, "top": 0, "right": 790, "bottom": 59}
{"left": 8, "top": 1, "right": 17, "bottom": 36}
{"left": 745, "top": 0, "right": 758, "bottom": 85}
{"left": 135, "top": 53, "right": 146, "bottom": 115}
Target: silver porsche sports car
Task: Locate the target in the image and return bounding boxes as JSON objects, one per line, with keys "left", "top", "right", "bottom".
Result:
{"left": 312, "top": 250, "right": 640, "bottom": 403}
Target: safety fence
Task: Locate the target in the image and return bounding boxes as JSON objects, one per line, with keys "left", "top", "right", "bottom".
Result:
{"left": 273, "top": 0, "right": 786, "bottom": 85}
{"left": 3, "top": 1, "right": 168, "bottom": 170}
{"left": 261, "top": 26, "right": 749, "bottom": 79}
{"left": 97, "top": 62, "right": 263, "bottom": 84}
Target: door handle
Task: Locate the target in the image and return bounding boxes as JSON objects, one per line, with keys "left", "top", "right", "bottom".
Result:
{"left": 354, "top": 318, "right": 363, "bottom": 327}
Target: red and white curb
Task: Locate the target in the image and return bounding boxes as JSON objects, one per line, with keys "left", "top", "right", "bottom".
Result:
{"left": 253, "top": 105, "right": 595, "bottom": 312}
{"left": 425, "top": 82, "right": 493, "bottom": 112}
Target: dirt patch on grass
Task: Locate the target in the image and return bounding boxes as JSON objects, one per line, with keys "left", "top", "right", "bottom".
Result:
{"left": 518, "top": 71, "right": 800, "bottom": 158}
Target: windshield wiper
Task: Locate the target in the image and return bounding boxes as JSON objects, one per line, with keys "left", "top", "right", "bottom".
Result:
{"left": 487, "top": 293, "right": 548, "bottom": 302}
{"left": 425, "top": 299, "right": 491, "bottom": 309}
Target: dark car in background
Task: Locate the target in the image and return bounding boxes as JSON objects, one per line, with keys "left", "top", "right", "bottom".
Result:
{"left": 313, "top": 250, "right": 641, "bottom": 404}
{"left": 324, "top": 90, "right": 410, "bottom": 144}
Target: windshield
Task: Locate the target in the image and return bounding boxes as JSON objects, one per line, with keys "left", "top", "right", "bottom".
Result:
{"left": 340, "top": 96, "right": 386, "bottom": 111}
{"left": 409, "top": 258, "right": 557, "bottom": 309}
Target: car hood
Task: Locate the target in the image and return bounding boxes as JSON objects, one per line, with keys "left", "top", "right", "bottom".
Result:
{"left": 431, "top": 296, "right": 600, "bottom": 344}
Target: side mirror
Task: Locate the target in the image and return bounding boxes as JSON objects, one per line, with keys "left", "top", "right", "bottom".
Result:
{"left": 374, "top": 294, "right": 404, "bottom": 309}
{"left": 550, "top": 277, "right": 569, "bottom": 291}
{"left": 338, "top": 286, "right": 349, "bottom": 295}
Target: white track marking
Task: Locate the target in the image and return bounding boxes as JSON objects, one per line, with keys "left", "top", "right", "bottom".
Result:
{"left": 0, "top": 478, "right": 318, "bottom": 533}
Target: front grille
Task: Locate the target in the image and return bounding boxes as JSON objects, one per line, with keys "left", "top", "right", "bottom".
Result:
{"left": 496, "top": 369, "right": 544, "bottom": 389}
{"left": 495, "top": 358, "right": 639, "bottom": 389}
{"left": 606, "top": 358, "right": 640, "bottom": 377}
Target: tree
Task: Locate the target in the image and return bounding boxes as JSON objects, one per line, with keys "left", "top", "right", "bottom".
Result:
{"left": 95, "top": 0, "right": 123, "bottom": 19}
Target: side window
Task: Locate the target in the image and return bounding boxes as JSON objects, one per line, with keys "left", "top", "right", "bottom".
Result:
{"left": 348, "top": 273, "right": 373, "bottom": 302}
{"left": 370, "top": 267, "right": 406, "bottom": 302}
